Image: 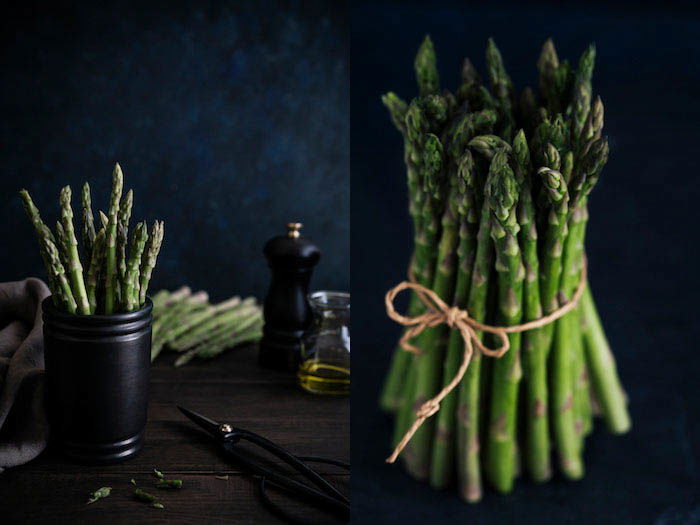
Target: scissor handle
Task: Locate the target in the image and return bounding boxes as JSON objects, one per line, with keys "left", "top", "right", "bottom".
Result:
{"left": 230, "top": 428, "right": 349, "bottom": 506}
{"left": 223, "top": 442, "right": 350, "bottom": 519}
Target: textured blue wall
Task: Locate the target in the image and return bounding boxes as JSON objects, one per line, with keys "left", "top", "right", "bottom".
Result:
{"left": 0, "top": 0, "right": 348, "bottom": 300}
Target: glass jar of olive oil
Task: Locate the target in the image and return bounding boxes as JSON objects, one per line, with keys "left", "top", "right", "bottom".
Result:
{"left": 297, "top": 291, "right": 350, "bottom": 395}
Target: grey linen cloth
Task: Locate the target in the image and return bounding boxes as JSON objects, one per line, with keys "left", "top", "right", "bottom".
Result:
{"left": 0, "top": 278, "right": 50, "bottom": 471}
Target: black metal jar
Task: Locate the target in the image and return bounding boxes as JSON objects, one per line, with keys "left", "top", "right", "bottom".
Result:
{"left": 42, "top": 297, "right": 152, "bottom": 464}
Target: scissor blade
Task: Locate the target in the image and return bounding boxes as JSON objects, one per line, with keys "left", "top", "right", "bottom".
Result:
{"left": 178, "top": 406, "right": 222, "bottom": 438}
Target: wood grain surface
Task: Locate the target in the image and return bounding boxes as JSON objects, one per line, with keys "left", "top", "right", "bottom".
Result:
{"left": 0, "top": 344, "right": 349, "bottom": 524}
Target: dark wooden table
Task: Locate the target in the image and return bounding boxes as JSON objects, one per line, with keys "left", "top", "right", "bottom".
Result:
{"left": 0, "top": 345, "right": 349, "bottom": 524}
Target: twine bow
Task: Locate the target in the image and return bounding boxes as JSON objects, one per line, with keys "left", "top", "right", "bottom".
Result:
{"left": 384, "top": 257, "right": 588, "bottom": 463}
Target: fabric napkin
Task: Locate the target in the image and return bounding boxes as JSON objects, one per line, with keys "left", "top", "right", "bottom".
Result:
{"left": 0, "top": 278, "right": 50, "bottom": 471}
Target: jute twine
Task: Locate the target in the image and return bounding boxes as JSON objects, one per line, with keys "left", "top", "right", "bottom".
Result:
{"left": 384, "top": 256, "right": 588, "bottom": 463}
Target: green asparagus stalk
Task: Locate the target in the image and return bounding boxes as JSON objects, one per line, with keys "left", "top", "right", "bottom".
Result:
{"left": 43, "top": 237, "right": 77, "bottom": 313}
{"left": 168, "top": 301, "right": 259, "bottom": 351}
{"left": 429, "top": 151, "right": 479, "bottom": 489}
{"left": 537, "top": 39, "right": 560, "bottom": 114}
{"left": 174, "top": 319, "right": 263, "bottom": 367}
{"left": 484, "top": 149, "right": 525, "bottom": 493}
{"left": 512, "top": 130, "right": 552, "bottom": 482}
{"left": 155, "top": 296, "right": 243, "bottom": 348}
{"left": 117, "top": 189, "right": 134, "bottom": 286}
{"left": 86, "top": 228, "right": 106, "bottom": 314}
{"left": 485, "top": 38, "right": 515, "bottom": 140}
{"left": 55, "top": 221, "right": 68, "bottom": 268}
{"left": 122, "top": 222, "right": 148, "bottom": 311}
{"left": 81, "top": 182, "right": 96, "bottom": 266}
{"left": 379, "top": 93, "right": 427, "bottom": 413}
{"left": 59, "top": 186, "right": 91, "bottom": 314}
{"left": 139, "top": 220, "right": 165, "bottom": 306}
{"left": 381, "top": 96, "right": 443, "bottom": 415}
{"left": 580, "top": 285, "right": 631, "bottom": 433}
{"left": 569, "top": 45, "right": 596, "bottom": 141}
{"left": 454, "top": 150, "right": 500, "bottom": 502}
{"left": 405, "top": 141, "right": 459, "bottom": 479}
{"left": 151, "top": 292, "right": 209, "bottom": 360}
{"left": 415, "top": 35, "right": 439, "bottom": 96}
{"left": 19, "top": 190, "right": 60, "bottom": 306}
{"left": 104, "top": 163, "right": 123, "bottom": 314}
{"left": 550, "top": 200, "right": 588, "bottom": 480}
{"left": 174, "top": 307, "right": 261, "bottom": 353}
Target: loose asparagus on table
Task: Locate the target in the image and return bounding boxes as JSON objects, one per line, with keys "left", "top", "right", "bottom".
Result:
{"left": 381, "top": 36, "right": 631, "bottom": 501}
{"left": 150, "top": 288, "right": 263, "bottom": 366}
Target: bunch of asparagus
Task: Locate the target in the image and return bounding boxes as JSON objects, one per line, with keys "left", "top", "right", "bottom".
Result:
{"left": 380, "top": 37, "right": 631, "bottom": 500}
{"left": 20, "top": 163, "right": 164, "bottom": 315}
{"left": 151, "top": 286, "right": 263, "bottom": 366}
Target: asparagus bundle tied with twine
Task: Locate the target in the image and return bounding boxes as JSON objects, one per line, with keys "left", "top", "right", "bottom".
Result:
{"left": 380, "top": 36, "right": 630, "bottom": 501}
{"left": 20, "top": 163, "right": 165, "bottom": 315}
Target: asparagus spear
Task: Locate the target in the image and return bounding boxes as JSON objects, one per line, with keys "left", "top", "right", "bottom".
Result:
{"left": 19, "top": 190, "right": 61, "bottom": 305}
{"left": 537, "top": 39, "right": 560, "bottom": 114}
{"left": 59, "top": 186, "right": 91, "bottom": 314}
{"left": 569, "top": 45, "right": 596, "bottom": 141}
{"left": 54, "top": 221, "right": 69, "bottom": 268}
{"left": 428, "top": 111, "right": 498, "bottom": 486}
{"left": 415, "top": 35, "right": 439, "bottom": 96}
{"left": 118, "top": 189, "right": 134, "bottom": 285}
{"left": 150, "top": 292, "right": 210, "bottom": 360}
{"left": 380, "top": 97, "right": 443, "bottom": 414}
{"left": 484, "top": 149, "right": 524, "bottom": 493}
{"left": 122, "top": 222, "right": 148, "bottom": 311}
{"left": 429, "top": 152, "right": 478, "bottom": 489}
{"left": 454, "top": 150, "right": 500, "bottom": 502}
{"left": 382, "top": 92, "right": 408, "bottom": 134}
{"left": 155, "top": 296, "right": 243, "bottom": 349}
{"left": 485, "top": 38, "right": 515, "bottom": 140}
{"left": 86, "top": 228, "right": 106, "bottom": 314}
{"left": 168, "top": 301, "right": 258, "bottom": 351}
{"left": 43, "top": 237, "right": 77, "bottom": 313}
{"left": 174, "top": 319, "right": 263, "bottom": 367}
{"left": 549, "top": 138, "right": 609, "bottom": 478}
{"left": 580, "top": 285, "right": 631, "bottom": 433}
{"left": 550, "top": 205, "right": 585, "bottom": 479}
{"left": 512, "top": 130, "right": 552, "bottom": 482}
{"left": 81, "top": 182, "right": 96, "bottom": 266}
{"left": 104, "top": 163, "right": 124, "bottom": 314}
{"left": 139, "top": 220, "right": 165, "bottom": 306}
{"left": 173, "top": 306, "right": 261, "bottom": 352}
{"left": 394, "top": 131, "right": 447, "bottom": 476}
{"left": 407, "top": 158, "right": 460, "bottom": 480}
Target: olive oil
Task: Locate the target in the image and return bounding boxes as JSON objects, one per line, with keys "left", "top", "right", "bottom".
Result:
{"left": 298, "top": 358, "right": 350, "bottom": 395}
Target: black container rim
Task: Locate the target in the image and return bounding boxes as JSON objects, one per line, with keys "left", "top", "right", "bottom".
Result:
{"left": 43, "top": 296, "right": 153, "bottom": 323}
{"left": 42, "top": 297, "right": 153, "bottom": 338}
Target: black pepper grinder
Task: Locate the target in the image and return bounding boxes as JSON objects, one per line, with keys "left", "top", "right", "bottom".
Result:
{"left": 259, "top": 222, "right": 321, "bottom": 371}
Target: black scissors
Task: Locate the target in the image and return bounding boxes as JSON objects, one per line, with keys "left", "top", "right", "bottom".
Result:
{"left": 178, "top": 406, "right": 350, "bottom": 524}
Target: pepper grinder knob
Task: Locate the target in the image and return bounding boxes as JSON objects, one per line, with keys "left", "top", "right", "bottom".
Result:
{"left": 259, "top": 222, "right": 321, "bottom": 371}
{"left": 287, "top": 222, "right": 302, "bottom": 238}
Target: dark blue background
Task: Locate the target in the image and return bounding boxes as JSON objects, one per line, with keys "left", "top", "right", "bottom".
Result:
{"left": 0, "top": 0, "right": 348, "bottom": 300}
{"left": 351, "top": 1, "right": 700, "bottom": 523}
